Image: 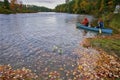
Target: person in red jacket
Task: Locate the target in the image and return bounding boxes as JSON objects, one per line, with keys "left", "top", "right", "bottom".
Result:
{"left": 81, "top": 18, "right": 89, "bottom": 26}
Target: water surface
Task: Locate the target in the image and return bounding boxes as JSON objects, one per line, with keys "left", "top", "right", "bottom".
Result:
{"left": 0, "top": 12, "right": 97, "bottom": 78}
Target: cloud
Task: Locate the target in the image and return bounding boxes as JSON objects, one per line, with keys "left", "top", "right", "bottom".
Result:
{"left": 21, "top": 0, "right": 64, "bottom": 4}
{"left": 0, "top": 0, "right": 65, "bottom": 9}
{"left": 22, "top": 0, "right": 65, "bottom": 8}
{"left": 24, "top": 0, "right": 55, "bottom": 3}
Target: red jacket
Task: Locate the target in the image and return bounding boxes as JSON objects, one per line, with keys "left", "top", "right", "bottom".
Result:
{"left": 82, "top": 18, "right": 89, "bottom": 26}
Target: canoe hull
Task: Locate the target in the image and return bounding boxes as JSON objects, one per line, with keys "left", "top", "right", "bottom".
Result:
{"left": 76, "top": 23, "right": 113, "bottom": 34}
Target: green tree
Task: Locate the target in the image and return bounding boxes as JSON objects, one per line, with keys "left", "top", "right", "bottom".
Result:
{"left": 80, "top": 0, "right": 91, "bottom": 13}
{"left": 115, "top": 0, "right": 120, "bottom": 5}
{"left": 4, "top": 0, "right": 9, "bottom": 9}
{"left": 19, "top": 1, "right": 23, "bottom": 12}
{"left": 54, "top": 0, "right": 117, "bottom": 15}
{"left": 99, "top": 0, "right": 105, "bottom": 13}
{"left": 73, "top": 0, "right": 82, "bottom": 14}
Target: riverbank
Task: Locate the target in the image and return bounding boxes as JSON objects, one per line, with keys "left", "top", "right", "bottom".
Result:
{"left": 0, "top": 65, "right": 38, "bottom": 80}
{"left": 82, "top": 14, "right": 120, "bottom": 57}
{"left": 0, "top": 12, "right": 119, "bottom": 80}
{"left": 0, "top": 1, "right": 52, "bottom": 14}
{"left": 80, "top": 14, "right": 120, "bottom": 80}
{"left": 0, "top": 8, "right": 38, "bottom": 14}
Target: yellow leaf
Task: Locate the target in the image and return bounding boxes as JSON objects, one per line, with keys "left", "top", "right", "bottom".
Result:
{"left": 59, "top": 68, "right": 64, "bottom": 71}
{"left": 78, "top": 65, "right": 83, "bottom": 70}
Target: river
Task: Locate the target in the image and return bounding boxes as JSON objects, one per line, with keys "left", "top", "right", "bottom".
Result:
{"left": 0, "top": 12, "right": 98, "bottom": 79}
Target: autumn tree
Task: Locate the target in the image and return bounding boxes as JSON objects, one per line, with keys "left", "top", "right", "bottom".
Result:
{"left": 115, "top": 0, "right": 120, "bottom": 5}
{"left": 73, "top": 0, "right": 80, "bottom": 14}
{"left": 106, "top": 0, "right": 116, "bottom": 12}
{"left": 98, "top": 0, "right": 116, "bottom": 14}
{"left": 10, "top": 0, "right": 18, "bottom": 11}
{"left": 55, "top": 0, "right": 117, "bottom": 15}
{"left": 80, "top": 0, "right": 90, "bottom": 13}
{"left": 18, "top": 1, "right": 23, "bottom": 12}
{"left": 4, "top": 0, "right": 9, "bottom": 9}
{"left": 99, "top": 0, "right": 105, "bottom": 13}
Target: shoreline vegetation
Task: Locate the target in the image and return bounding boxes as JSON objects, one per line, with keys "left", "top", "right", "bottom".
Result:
{"left": 0, "top": 1, "right": 52, "bottom": 14}
{"left": 82, "top": 14, "right": 120, "bottom": 57}
{"left": 54, "top": 0, "right": 120, "bottom": 58}
{"left": 54, "top": 0, "right": 120, "bottom": 79}
{"left": 0, "top": 0, "right": 120, "bottom": 80}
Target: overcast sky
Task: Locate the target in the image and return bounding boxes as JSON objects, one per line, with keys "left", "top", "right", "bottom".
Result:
{"left": 0, "top": 0, "right": 65, "bottom": 9}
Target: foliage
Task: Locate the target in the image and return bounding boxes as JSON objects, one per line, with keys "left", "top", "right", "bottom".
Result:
{"left": 4, "top": 0, "right": 9, "bottom": 9}
{"left": 0, "top": 65, "right": 38, "bottom": 80}
{"left": 55, "top": 0, "right": 117, "bottom": 15}
{"left": 26, "top": 5, "right": 52, "bottom": 12}
{"left": 0, "top": 1, "right": 52, "bottom": 14}
{"left": 80, "top": 0, "right": 90, "bottom": 13}
{"left": 73, "top": 48, "right": 120, "bottom": 80}
{"left": 82, "top": 13, "right": 120, "bottom": 57}
{"left": 0, "top": 7, "right": 13, "bottom": 14}
{"left": 81, "top": 13, "right": 120, "bottom": 57}
{"left": 1, "top": 51, "right": 119, "bottom": 80}
{"left": 89, "top": 37, "right": 120, "bottom": 57}
{"left": 109, "top": 14, "right": 120, "bottom": 34}
{"left": 10, "top": 0, "right": 17, "bottom": 11}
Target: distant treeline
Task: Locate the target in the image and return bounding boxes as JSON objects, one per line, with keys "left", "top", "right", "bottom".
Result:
{"left": 27, "top": 5, "right": 52, "bottom": 12}
{"left": 0, "top": 0, "right": 52, "bottom": 14}
{"left": 55, "top": 0, "right": 120, "bottom": 15}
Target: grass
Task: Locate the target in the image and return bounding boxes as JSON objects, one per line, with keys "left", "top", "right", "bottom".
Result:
{"left": 89, "top": 37, "right": 120, "bottom": 57}
{"left": 0, "top": 7, "right": 13, "bottom": 14}
{"left": 109, "top": 14, "right": 120, "bottom": 34}
{"left": 87, "top": 13, "right": 120, "bottom": 57}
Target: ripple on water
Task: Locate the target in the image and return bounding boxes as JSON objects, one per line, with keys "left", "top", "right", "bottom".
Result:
{"left": 0, "top": 13, "right": 97, "bottom": 79}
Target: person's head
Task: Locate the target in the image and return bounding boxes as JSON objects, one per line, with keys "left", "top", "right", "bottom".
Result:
{"left": 98, "top": 18, "right": 103, "bottom": 22}
{"left": 84, "top": 18, "right": 88, "bottom": 21}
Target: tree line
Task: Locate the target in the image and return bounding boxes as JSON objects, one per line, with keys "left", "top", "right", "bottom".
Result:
{"left": 55, "top": 0, "right": 120, "bottom": 15}
{"left": 0, "top": 0, "right": 52, "bottom": 14}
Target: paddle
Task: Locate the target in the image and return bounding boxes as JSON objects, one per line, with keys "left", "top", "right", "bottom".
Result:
{"left": 99, "top": 28, "right": 102, "bottom": 34}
